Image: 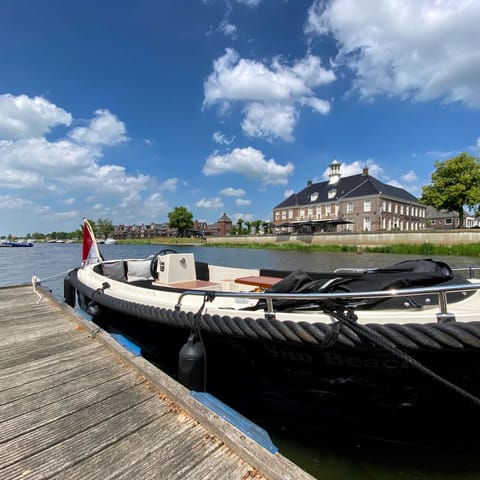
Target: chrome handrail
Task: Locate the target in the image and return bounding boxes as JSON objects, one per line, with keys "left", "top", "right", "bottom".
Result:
{"left": 175, "top": 280, "right": 480, "bottom": 321}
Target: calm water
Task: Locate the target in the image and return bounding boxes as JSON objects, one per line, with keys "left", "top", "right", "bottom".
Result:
{"left": 2, "top": 242, "right": 480, "bottom": 479}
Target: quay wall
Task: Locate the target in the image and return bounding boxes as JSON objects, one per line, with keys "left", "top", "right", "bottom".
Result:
{"left": 206, "top": 230, "right": 480, "bottom": 247}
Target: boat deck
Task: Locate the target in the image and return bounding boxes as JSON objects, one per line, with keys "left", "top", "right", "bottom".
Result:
{"left": 0, "top": 284, "right": 313, "bottom": 480}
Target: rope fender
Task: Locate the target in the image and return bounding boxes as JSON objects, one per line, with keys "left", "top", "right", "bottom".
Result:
{"left": 68, "top": 269, "right": 480, "bottom": 351}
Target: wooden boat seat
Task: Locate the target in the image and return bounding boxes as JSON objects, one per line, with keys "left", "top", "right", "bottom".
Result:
{"left": 169, "top": 279, "right": 220, "bottom": 290}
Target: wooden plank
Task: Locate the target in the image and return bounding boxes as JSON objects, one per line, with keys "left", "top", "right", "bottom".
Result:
{"left": 0, "top": 343, "right": 105, "bottom": 386}
{"left": 0, "top": 385, "right": 157, "bottom": 469}
{"left": 234, "top": 275, "right": 282, "bottom": 289}
{"left": 0, "top": 375, "right": 146, "bottom": 444}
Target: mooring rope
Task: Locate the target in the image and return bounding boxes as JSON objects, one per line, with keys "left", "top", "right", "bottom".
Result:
{"left": 31, "top": 269, "right": 74, "bottom": 304}
{"left": 322, "top": 303, "right": 480, "bottom": 409}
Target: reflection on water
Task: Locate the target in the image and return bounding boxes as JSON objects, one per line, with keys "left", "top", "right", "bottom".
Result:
{"left": 1, "top": 242, "right": 480, "bottom": 479}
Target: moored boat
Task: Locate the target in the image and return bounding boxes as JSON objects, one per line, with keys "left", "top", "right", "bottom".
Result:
{"left": 64, "top": 219, "right": 480, "bottom": 449}
{"left": 1, "top": 240, "right": 34, "bottom": 247}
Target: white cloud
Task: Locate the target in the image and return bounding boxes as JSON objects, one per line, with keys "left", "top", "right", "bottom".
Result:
{"left": 0, "top": 94, "right": 72, "bottom": 140}
{"left": 160, "top": 178, "right": 178, "bottom": 192}
{"left": 195, "top": 197, "right": 224, "bottom": 208}
{"left": 236, "top": 198, "right": 251, "bottom": 206}
{"left": 204, "top": 49, "right": 334, "bottom": 141}
{"left": 242, "top": 103, "right": 298, "bottom": 142}
{"left": 203, "top": 147, "right": 294, "bottom": 185}
{"left": 401, "top": 170, "right": 418, "bottom": 183}
{"left": 232, "top": 212, "right": 255, "bottom": 222}
{"left": 284, "top": 188, "right": 294, "bottom": 198}
{"left": 212, "top": 131, "right": 234, "bottom": 144}
{"left": 69, "top": 109, "right": 128, "bottom": 146}
{"left": 220, "top": 187, "right": 246, "bottom": 196}
{"left": 236, "top": 0, "right": 262, "bottom": 6}
{"left": 218, "top": 20, "right": 237, "bottom": 38}
{"left": 322, "top": 159, "right": 383, "bottom": 180}
{"left": 306, "top": 0, "right": 480, "bottom": 108}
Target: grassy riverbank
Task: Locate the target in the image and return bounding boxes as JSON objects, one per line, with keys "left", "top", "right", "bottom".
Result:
{"left": 205, "top": 241, "right": 480, "bottom": 256}
{"left": 114, "top": 236, "right": 480, "bottom": 256}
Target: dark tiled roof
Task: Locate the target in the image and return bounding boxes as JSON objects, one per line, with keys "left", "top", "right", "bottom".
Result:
{"left": 274, "top": 173, "right": 419, "bottom": 209}
{"left": 217, "top": 212, "right": 232, "bottom": 223}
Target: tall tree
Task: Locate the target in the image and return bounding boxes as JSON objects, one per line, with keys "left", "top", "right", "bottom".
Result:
{"left": 96, "top": 218, "right": 114, "bottom": 239}
{"left": 236, "top": 218, "right": 244, "bottom": 235}
{"left": 168, "top": 206, "right": 194, "bottom": 237}
{"left": 420, "top": 153, "right": 480, "bottom": 227}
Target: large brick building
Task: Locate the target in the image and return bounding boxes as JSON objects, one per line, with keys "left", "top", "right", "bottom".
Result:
{"left": 273, "top": 160, "right": 426, "bottom": 234}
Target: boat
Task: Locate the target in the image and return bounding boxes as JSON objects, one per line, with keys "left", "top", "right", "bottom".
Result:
{"left": 0, "top": 240, "right": 34, "bottom": 247}
{"left": 104, "top": 237, "right": 117, "bottom": 244}
{"left": 63, "top": 221, "right": 480, "bottom": 449}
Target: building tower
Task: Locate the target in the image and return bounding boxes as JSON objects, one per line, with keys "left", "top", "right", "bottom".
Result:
{"left": 328, "top": 157, "right": 341, "bottom": 185}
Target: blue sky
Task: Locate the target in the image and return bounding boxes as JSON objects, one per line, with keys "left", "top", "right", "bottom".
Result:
{"left": 1, "top": 0, "right": 480, "bottom": 236}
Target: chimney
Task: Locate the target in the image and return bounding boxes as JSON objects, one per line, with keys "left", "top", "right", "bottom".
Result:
{"left": 362, "top": 167, "right": 369, "bottom": 176}
{"left": 307, "top": 179, "right": 312, "bottom": 187}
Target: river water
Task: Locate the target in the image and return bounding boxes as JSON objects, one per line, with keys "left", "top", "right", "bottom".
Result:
{"left": 2, "top": 242, "right": 480, "bottom": 479}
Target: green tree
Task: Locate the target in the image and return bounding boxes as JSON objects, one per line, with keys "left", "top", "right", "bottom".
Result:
{"left": 251, "top": 219, "right": 262, "bottom": 234}
{"left": 420, "top": 153, "right": 480, "bottom": 227}
{"left": 168, "top": 206, "right": 194, "bottom": 237}
{"left": 96, "top": 218, "right": 114, "bottom": 239}
{"left": 236, "top": 218, "right": 244, "bottom": 235}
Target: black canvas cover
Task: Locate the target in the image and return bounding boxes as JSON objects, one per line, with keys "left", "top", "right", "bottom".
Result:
{"left": 251, "top": 259, "right": 457, "bottom": 311}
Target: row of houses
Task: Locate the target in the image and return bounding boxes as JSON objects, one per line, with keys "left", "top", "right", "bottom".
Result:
{"left": 112, "top": 213, "right": 233, "bottom": 239}
{"left": 111, "top": 159, "right": 477, "bottom": 239}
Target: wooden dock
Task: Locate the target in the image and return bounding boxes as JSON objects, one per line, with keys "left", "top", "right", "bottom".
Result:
{"left": 0, "top": 285, "right": 314, "bottom": 480}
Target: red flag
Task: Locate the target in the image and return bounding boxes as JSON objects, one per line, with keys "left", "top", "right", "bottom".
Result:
{"left": 82, "top": 218, "right": 102, "bottom": 266}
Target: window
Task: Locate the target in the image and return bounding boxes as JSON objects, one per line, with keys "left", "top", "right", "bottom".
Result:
{"left": 445, "top": 218, "right": 453, "bottom": 225}
{"left": 288, "top": 209, "right": 293, "bottom": 219}
{"left": 364, "top": 200, "right": 371, "bottom": 213}
{"left": 346, "top": 202, "right": 353, "bottom": 214}
{"left": 281, "top": 211, "right": 286, "bottom": 220}
{"left": 326, "top": 204, "right": 331, "bottom": 215}
{"left": 310, "top": 192, "right": 319, "bottom": 202}
{"left": 328, "top": 188, "right": 336, "bottom": 199}
{"left": 307, "top": 207, "right": 313, "bottom": 218}
{"left": 363, "top": 217, "right": 371, "bottom": 231}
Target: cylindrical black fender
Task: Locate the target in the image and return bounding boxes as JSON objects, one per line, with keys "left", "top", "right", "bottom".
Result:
{"left": 64, "top": 274, "right": 76, "bottom": 308}
{"left": 178, "top": 333, "right": 206, "bottom": 391}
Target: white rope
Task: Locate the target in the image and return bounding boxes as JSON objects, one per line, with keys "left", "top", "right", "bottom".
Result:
{"left": 30, "top": 269, "right": 72, "bottom": 304}
{"left": 36, "top": 269, "right": 73, "bottom": 282}
{"left": 32, "top": 276, "right": 43, "bottom": 304}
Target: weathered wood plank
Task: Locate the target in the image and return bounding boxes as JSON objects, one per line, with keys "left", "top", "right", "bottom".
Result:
{"left": 0, "top": 355, "right": 122, "bottom": 404}
{"left": 0, "top": 364, "right": 132, "bottom": 421}
{"left": 0, "top": 384, "right": 157, "bottom": 469}
{"left": 0, "top": 375, "right": 146, "bottom": 443}
{"left": 0, "top": 343, "right": 105, "bottom": 387}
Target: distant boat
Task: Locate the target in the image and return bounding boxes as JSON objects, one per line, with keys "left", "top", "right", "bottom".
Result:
{"left": 104, "top": 238, "right": 117, "bottom": 244}
{"left": 0, "top": 240, "right": 34, "bottom": 247}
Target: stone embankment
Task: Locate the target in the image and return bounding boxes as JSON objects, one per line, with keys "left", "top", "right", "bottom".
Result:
{"left": 207, "top": 230, "right": 480, "bottom": 248}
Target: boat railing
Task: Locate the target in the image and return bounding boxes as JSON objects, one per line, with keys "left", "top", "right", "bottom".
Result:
{"left": 175, "top": 279, "right": 480, "bottom": 322}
